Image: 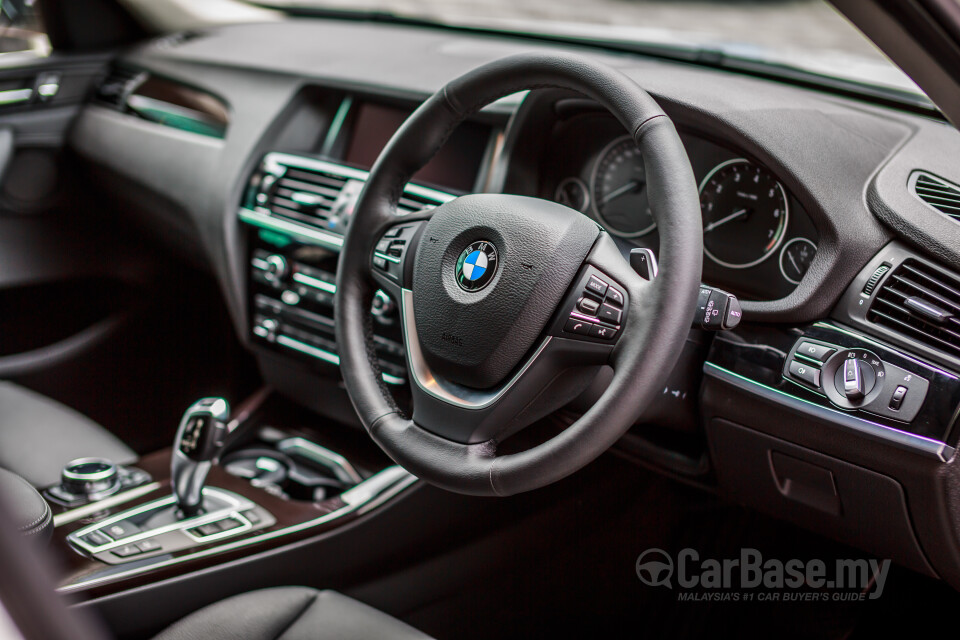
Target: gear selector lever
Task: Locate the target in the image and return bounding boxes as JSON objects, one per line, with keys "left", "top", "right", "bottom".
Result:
{"left": 171, "top": 398, "right": 231, "bottom": 517}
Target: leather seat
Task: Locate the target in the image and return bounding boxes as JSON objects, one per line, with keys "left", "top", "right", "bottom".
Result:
{"left": 152, "top": 587, "right": 433, "bottom": 640}
{"left": 0, "top": 382, "right": 136, "bottom": 488}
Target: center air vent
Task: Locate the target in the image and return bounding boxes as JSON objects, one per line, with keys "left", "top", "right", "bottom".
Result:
{"left": 249, "top": 153, "right": 455, "bottom": 232}
{"left": 868, "top": 258, "right": 960, "bottom": 358}
{"left": 910, "top": 171, "right": 960, "bottom": 221}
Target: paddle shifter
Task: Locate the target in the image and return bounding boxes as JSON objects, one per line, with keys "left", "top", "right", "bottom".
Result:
{"left": 171, "top": 397, "right": 231, "bottom": 517}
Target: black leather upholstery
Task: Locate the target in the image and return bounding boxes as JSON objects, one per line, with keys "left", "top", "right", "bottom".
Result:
{"left": 0, "top": 382, "right": 136, "bottom": 488}
{"left": 0, "top": 468, "right": 52, "bottom": 541}
{"left": 152, "top": 587, "right": 433, "bottom": 640}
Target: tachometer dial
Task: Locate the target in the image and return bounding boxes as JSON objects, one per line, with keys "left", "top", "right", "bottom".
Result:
{"left": 554, "top": 177, "right": 590, "bottom": 213}
{"left": 699, "top": 159, "right": 789, "bottom": 269}
{"left": 590, "top": 136, "right": 656, "bottom": 237}
{"left": 779, "top": 237, "right": 817, "bottom": 284}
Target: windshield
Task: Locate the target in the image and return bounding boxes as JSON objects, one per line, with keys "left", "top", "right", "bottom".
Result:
{"left": 246, "top": 0, "right": 927, "bottom": 108}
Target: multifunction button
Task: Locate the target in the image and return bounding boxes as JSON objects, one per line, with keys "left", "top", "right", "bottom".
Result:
{"left": 693, "top": 286, "right": 742, "bottom": 331}
{"left": 372, "top": 223, "right": 422, "bottom": 284}
{"left": 557, "top": 270, "right": 626, "bottom": 343}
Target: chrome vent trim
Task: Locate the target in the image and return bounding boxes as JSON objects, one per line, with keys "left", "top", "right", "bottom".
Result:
{"left": 910, "top": 171, "right": 960, "bottom": 221}
{"left": 868, "top": 258, "right": 960, "bottom": 358}
{"left": 95, "top": 67, "right": 146, "bottom": 110}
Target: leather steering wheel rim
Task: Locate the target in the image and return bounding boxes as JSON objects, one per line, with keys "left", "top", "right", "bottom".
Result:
{"left": 335, "top": 53, "right": 703, "bottom": 496}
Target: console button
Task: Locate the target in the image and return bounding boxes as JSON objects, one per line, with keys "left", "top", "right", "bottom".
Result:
{"left": 797, "top": 341, "right": 836, "bottom": 362}
{"left": 112, "top": 544, "right": 142, "bottom": 559}
{"left": 137, "top": 538, "right": 162, "bottom": 553}
{"left": 605, "top": 287, "right": 625, "bottom": 307}
{"left": 789, "top": 359, "right": 821, "bottom": 387}
{"left": 81, "top": 530, "right": 113, "bottom": 547}
{"left": 585, "top": 276, "right": 608, "bottom": 297}
{"left": 597, "top": 303, "right": 622, "bottom": 324}
{"left": 577, "top": 297, "right": 601, "bottom": 316}
{"left": 564, "top": 317, "right": 594, "bottom": 336}
{"left": 104, "top": 520, "right": 141, "bottom": 540}
{"left": 244, "top": 509, "right": 262, "bottom": 525}
{"left": 889, "top": 385, "right": 908, "bottom": 411}
{"left": 590, "top": 324, "right": 618, "bottom": 340}
{"left": 218, "top": 518, "right": 243, "bottom": 532}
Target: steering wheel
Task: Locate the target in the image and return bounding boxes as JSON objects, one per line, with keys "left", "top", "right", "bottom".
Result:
{"left": 335, "top": 53, "right": 702, "bottom": 497}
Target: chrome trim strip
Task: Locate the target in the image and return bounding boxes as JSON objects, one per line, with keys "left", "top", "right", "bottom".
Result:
{"left": 238, "top": 207, "right": 344, "bottom": 251}
{"left": 400, "top": 288, "right": 552, "bottom": 410}
{"left": 291, "top": 272, "right": 336, "bottom": 293}
{"left": 814, "top": 321, "right": 959, "bottom": 379}
{"left": 53, "top": 483, "right": 162, "bottom": 527}
{"left": 275, "top": 334, "right": 404, "bottom": 385}
{"left": 703, "top": 362, "right": 954, "bottom": 461}
{"left": 57, "top": 466, "right": 417, "bottom": 594}
{"left": 68, "top": 488, "right": 255, "bottom": 555}
{"left": 374, "top": 251, "right": 401, "bottom": 264}
{"left": 276, "top": 334, "right": 340, "bottom": 365}
{"left": 277, "top": 437, "right": 363, "bottom": 485}
{"left": 0, "top": 88, "right": 32, "bottom": 105}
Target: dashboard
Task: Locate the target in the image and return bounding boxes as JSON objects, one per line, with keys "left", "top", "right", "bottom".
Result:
{"left": 64, "top": 17, "right": 960, "bottom": 594}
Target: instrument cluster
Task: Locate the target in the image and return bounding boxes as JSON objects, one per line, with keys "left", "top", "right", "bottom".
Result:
{"left": 540, "top": 114, "right": 820, "bottom": 301}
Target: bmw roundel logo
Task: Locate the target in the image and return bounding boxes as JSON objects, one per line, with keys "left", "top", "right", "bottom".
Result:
{"left": 455, "top": 240, "right": 498, "bottom": 291}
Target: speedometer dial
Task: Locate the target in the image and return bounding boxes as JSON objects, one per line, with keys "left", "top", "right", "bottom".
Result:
{"left": 699, "top": 159, "right": 789, "bottom": 269}
{"left": 590, "top": 136, "right": 656, "bottom": 238}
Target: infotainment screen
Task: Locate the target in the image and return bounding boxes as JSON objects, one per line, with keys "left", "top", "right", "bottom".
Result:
{"left": 344, "top": 102, "right": 491, "bottom": 193}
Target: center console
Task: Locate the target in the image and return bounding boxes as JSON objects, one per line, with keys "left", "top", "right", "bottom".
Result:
{"left": 48, "top": 391, "right": 417, "bottom": 598}
{"left": 240, "top": 153, "right": 455, "bottom": 389}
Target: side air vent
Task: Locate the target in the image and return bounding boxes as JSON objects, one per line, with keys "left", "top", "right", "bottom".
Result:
{"left": 910, "top": 171, "right": 960, "bottom": 221}
{"left": 95, "top": 67, "right": 146, "bottom": 110}
{"left": 152, "top": 31, "right": 204, "bottom": 50}
{"left": 250, "top": 153, "right": 456, "bottom": 232}
{"left": 868, "top": 258, "right": 960, "bottom": 358}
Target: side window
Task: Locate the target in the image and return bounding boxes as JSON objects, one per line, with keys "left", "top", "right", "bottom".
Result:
{"left": 0, "top": 0, "right": 49, "bottom": 58}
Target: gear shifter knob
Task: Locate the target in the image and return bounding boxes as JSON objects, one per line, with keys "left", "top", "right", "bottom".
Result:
{"left": 171, "top": 398, "right": 231, "bottom": 516}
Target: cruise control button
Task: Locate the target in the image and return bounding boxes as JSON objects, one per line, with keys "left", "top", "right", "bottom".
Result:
{"left": 585, "top": 276, "right": 608, "bottom": 297}
{"left": 375, "top": 239, "right": 392, "bottom": 253}
{"left": 383, "top": 226, "right": 403, "bottom": 238}
{"left": 605, "top": 288, "right": 625, "bottom": 307}
{"left": 373, "top": 255, "right": 387, "bottom": 270}
{"left": 797, "top": 341, "right": 836, "bottom": 362}
{"left": 590, "top": 324, "right": 619, "bottom": 340}
{"left": 788, "top": 359, "right": 821, "bottom": 387}
{"left": 577, "top": 297, "right": 601, "bottom": 315}
{"left": 597, "top": 303, "right": 622, "bottom": 324}
{"left": 564, "top": 318, "right": 594, "bottom": 336}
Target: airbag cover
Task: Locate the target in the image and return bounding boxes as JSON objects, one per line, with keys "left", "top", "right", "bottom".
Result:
{"left": 412, "top": 194, "right": 599, "bottom": 389}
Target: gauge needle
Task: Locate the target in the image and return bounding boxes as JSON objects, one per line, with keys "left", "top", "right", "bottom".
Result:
{"left": 704, "top": 208, "right": 748, "bottom": 233}
{"left": 602, "top": 180, "right": 643, "bottom": 204}
{"left": 788, "top": 252, "right": 800, "bottom": 273}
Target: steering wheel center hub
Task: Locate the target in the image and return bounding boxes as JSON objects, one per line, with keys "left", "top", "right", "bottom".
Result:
{"left": 411, "top": 194, "right": 600, "bottom": 389}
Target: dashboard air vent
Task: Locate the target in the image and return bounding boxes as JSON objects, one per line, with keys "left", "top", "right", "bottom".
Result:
{"left": 868, "top": 258, "right": 960, "bottom": 358}
{"left": 95, "top": 68, "right": 145, "bottom": 110}
{"left": 267, "top": 166, "right": 351, "bottom": 227}
{"left": 911, "top": 171, "right": 960, "bottom": 221}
